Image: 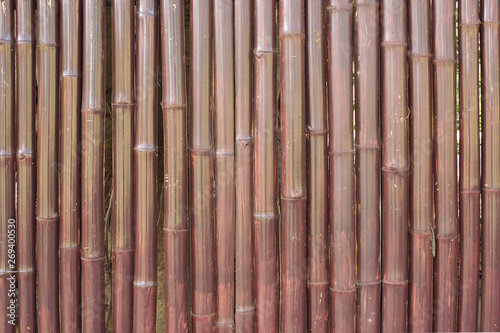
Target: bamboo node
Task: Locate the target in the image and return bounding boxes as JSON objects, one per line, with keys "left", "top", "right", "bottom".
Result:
{"left": 161, "top": 102, "right": 187, "bottom": 110}
{"left": 235, "top": 306, "right": 256, "bottom": 313}
{"left": 327, "top": 3, "right": 354, "bottom": 12}
{"left": 380, "top": 41, "right": 407, "bottom": 48}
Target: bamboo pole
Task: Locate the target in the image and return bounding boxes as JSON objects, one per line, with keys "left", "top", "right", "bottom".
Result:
{"left": 354, "top": 1, "right": 381, "bottom": 331}
{"left": 279, "top": 0, "right": 307, "bottom": 331}
{"left": 380, "top": 1, "right": 409, "bottom": 331}
{"left": 432, "top": 1, "right": 458, "bottom": 330}
{"left": 408, "top": 0, "right": 433, "bottom": 331}
{"left": 15, "top": 0, "right": 36, "bottom": 332}
{"left": 235, "top": 0, "right": 255, "bottom": 331}
{"left": 306, "top": 0, "right": 329, "bottom": 331}
{"left": 480, "top": 1, "right": 500, "bottom": 330}
{"left": 190, "top": 0, "right": 216, "bottom": 330}
{"left": 81, "top": 0, "right": 106, "bottom": 331}
{"left": 60, "top": 0, "right": 82, "bottom": 331}
{"left": 112, "top": 0, "right": 135, "bottom": 331}
{"left": 37, "top": 0, "right": 60, "bottom": 331}
{"left": 253, "top": 0, "right": 279, "bottom": 330}
{"left": 0, "top": 0, "right": 15, "bottom": 331}
{"left": 457, "top": 0, "right": 480, "bottom": 330}
{"left": 327, "top": 1, "right": 355, "bottom": 331}
{"left": 161, "top": 0, "right": 189, "bottom": 331}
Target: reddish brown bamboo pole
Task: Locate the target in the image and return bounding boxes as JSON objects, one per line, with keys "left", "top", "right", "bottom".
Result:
{"left": 81, "top": 0, "right": 106, "bottom": 331}
{"left": 253, "top": 0, "right": 279, "bottom": 331}
{"left": 457, "top": 0, "right": 480, "bottom": 331}
{"left": 327, "top": 1, "right": 355, "bottom": 331}
{"left": 432, "top": 1, "right": 458, "bottom": 330}
{"left": 354, "top": 1, "right": 381, "bottom": 331}
{"left": 0, "top": 1, "right": 15, "bottom": 331}
{"left": 161, "top": 0, "right": 188, "bottom": 331}
{"left": 15, "top": 0, "right": 36, "bottom": 331}
{"left": 380, "top": 1, "right": 409, "bottom": 331}
{"left": 306, "top": 0, "right": 329, "bottom": 331}
{"left": 37, "top": 0, "right": 60, "bottom": 331}
{"left": 408, "top": 0, "right": 433, "bottom": 331}
{"left": 280, "top": 1, "right": 307, "bottom": 331}
{"left": 191, "top": 0, "right": 216, "bottom": 330}
{"left": 235, "top": 0, "right": 255, "bottom": 331}
{"left": 480, "top": 1, "right": 500, "bottom": 330}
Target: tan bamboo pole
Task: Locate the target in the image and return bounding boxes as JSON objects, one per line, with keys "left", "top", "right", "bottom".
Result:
{"left": 354, "top": 1, "right": 381, "bottom": 331}
{"left": 81, "top": 0, "right": 106, "bottom": 331}
{"left": 15, "top": 0, "right": 37, "bottom": 331}
{"left": 190, "top": 0, "right": 216, "bottom": 330}
{"left": 306, "top": 0, "right": 329, "bottom": 331}
{"left": 380, "top": 1, "right": 409, "bottom": 331}
{"left": 0, "top": 0, "right": 15, "bottom": 331}
{"left": 161, "top": 0, "right": 189, "bottom": 331}
{"left": 112, "top": 0, "right": 135, "bottom": 331}
{"left": 432, "top": 1, "right": 458, "bottom": 330}
{"left": 253, "top": 0, "right": 279, "bottom": 330}
{"left": 408, "top": 0, "right": 433, "bottom": 331}
{"left": 235, "top": 0, "right": 255, "bottom": 331}
{"left": 37, "top": 0, "right": 60, "bottom": 330}
{"left": 480, "top": 1, "right": 500, "bottom": 330}
{"left": 60, "top": 0, "right": 82, "bottom": 331}
{"left": 457, "top": 0, "right": 480, "bottom": 330}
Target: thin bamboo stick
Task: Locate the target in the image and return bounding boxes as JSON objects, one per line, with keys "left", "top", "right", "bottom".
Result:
{"left": 480, "top": 1, "right": 500, "bottom": 330}
{"left": 161, "top": 0, "right": 188, "bottom": 331}
{"left": 457, "top": 0, "right": 480, "bottom": 330}
{"left": 380, "top": 1, "right": 409, "bottom": 331}
{"left": 214, "top": 1, "right": 236, "bottom": 331}
{"left": 306, "top": 0, "right": 328, "bottom": 331}
{"left": 37, "top": 0, "right": 60, "bottom": 330}
{"left": 280, "top": 0, "right": 307, "bottom": 331}
{"left": 15, "top": 0, "right": 36, "bottom": 332}
{"left": 432, "top": 1, "right": 458, "bottom": 330}
{"left": 354, "top": 1, "right": 381, "bottom": 331}
{"left": 235, "top": 0, "right": 255, "bottom": 331}
{"left": 190, "top": 0, "right": 216, "bottom": 330}
{"left": 327, "top": 1, "right": 355, "bottom": 331}
{"left": 81, "top": 0, "right": 106, "bottom": 331}
{"left": 112, "top": 0, "right": 135, "bottom": 331}
{"left": 408, "top": 0, "right": 433, "bottom": 331}
{"left": 0, "top": 1, "right": 15, "bottom": 331}
{"left": 253, "top": 0, "right": 279, "bottom": 330}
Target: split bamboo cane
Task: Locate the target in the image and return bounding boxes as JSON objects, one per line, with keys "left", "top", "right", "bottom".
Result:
{"left": 112, "top": 0, "right": 135, "bottom": 331}
{"left": 480, "top": 1, "right": 500, "bottom": 330}
{"left": 37, "top": 0, "right": 60, "bottom": 330}
{"left": 354, "top": 1, "right": 381, "bottom": 331}
{"left": 380, "top": 1, "right": 409, "bottom": 331}
{"left": 81, "top": 0, "right": 106, "bottom": 331}
{"left": 161, "top": 0, "right": 189, "bottom": 331}
{"left": 457, "top": 0, "right": 480, "bottom": 330}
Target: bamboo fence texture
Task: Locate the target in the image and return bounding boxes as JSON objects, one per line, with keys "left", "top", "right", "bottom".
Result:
{"left": 1, "top": 1, "right": 500, "bottom": 332}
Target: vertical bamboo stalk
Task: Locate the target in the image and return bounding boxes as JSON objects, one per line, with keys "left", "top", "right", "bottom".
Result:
{"left": 60, "top": 0, "right": 82, "bottom": 331}
{"left": 112, "top": 0, "right": 135, "bottom": 331}
{"left": 81, "top": 0, "right": 106, "bottom": 331}
{"left": 457, "top": 0, "right": 480, "bottom": 330}
{"left": 235, "top": 0, "right": 255, "bottom": 331}
{"left": 0, "top": 0, "right": 15, "bottom": 331}
{"left": 408, "top": 0, "right": 433, "bottom": 331}
{"left": 306, "top": 0, "right": 328, "bottom": 331}
{"left": 191, "top": 0, "right": 216, "bottom": 330}
{"left": 354, "top": 1, "right": 381, "bottom": 331}
{"left": 279, "top": 0, "right": 307, "bottom": 331}
{"left": 37, "top": 0, "right": 60, "bottom": 331}
{"left": 16, "top": 0, "right": 36, "bottom": 331}
{"left": 253, "top": 0, "right": 279, "bottom": 330}
{"left": 380, "top": 1, "right": 409, "bottom": 331}
{"left": 161, "top": 0, "right": 188, "bottom": 331}
{"left": 480, "top": 1, "right": 500, "bottom": 330}
{"left": 327, "top": 1, "right": 355, "bottom": 331}
{"left": 432, "top": 1, "right": 458, "bottom": 330}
